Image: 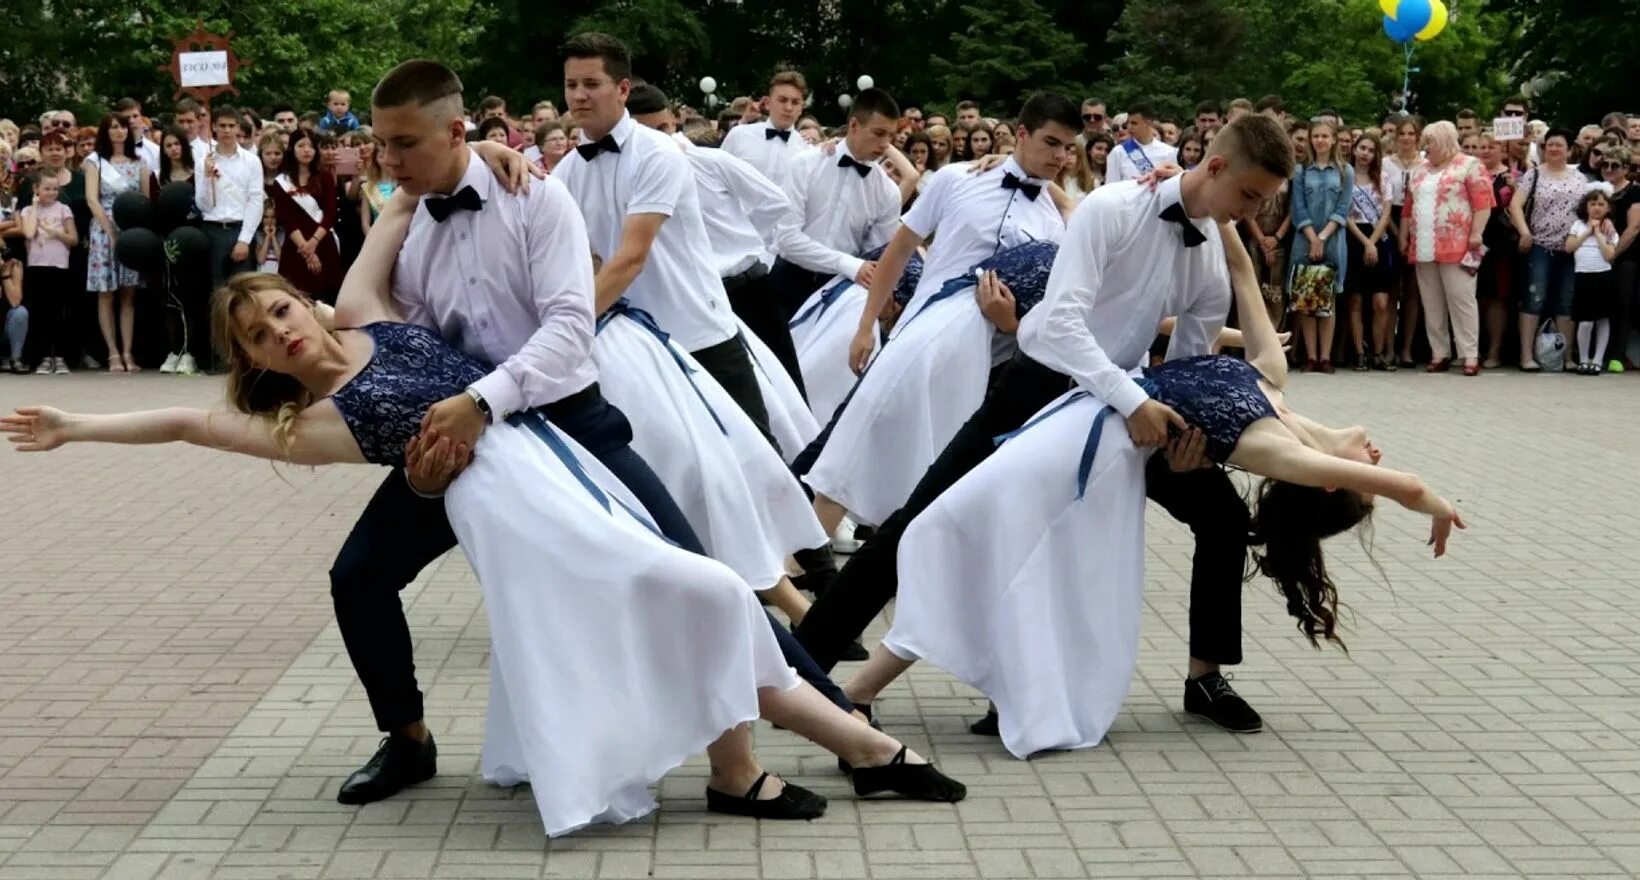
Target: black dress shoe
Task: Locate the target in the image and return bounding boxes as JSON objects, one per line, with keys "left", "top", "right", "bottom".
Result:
{"left": 852, "top": 746, "right": 967, "bottom": 802}
{"left": 969, "top": 703, "right": 1000, "bottom": 736}
{"left": 706, "top": 772, "right": 827, "bottom": 820}
{"left": 1184, "top": 672, "right": 1263, "bottom": 733}
{"left": 837, "top": 639, "right": 870, "bottom": 661}
{"left": 337, "top": 733, "right": 438, "bottom": 805}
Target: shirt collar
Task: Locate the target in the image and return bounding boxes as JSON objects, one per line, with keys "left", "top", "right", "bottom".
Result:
{"left": 428, "top": 146, "right": 495, "bottom": 202}
{"left": 1001, "top": 155, "right": 1037, "bottom": 183}
{"left": 580, "top": 112, "right": 636, "bottom": 149}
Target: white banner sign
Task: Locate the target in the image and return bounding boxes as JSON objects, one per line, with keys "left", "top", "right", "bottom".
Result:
{"left": 1493, "top": 116, "right": 1525, "bottom": 141}
{"left": 179, "top": 51, "right": 230, "bottom": 88}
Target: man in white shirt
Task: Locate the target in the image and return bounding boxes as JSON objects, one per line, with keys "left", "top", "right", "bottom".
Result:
{"left": 175, "top": 98, "right": 213, "bottom": 162}
{"left": 627, "top": 85, "right": 806, "bottom": 390}
{"left": 796, "top": 117, "right": 1295, "bottom": 738}
{"left": 194, "top": 105, "right": 264, "bottom": 291}
{"left": 770, "top": 87, "right": 912, "bottom": 323}
{"left": 115, "top": 99, "right": 161, "bottom": 176}
{"left": 1106, "top": 102, "right": 1180, "bottom": 184}
{"left": 720, "top": 70, "right": 812, "bottom": 188}
{"left": 328, "top": 58, "right": 752, "bottom": 808}
{"left": 555, "top": 33, "right": 774, "bottom": 440}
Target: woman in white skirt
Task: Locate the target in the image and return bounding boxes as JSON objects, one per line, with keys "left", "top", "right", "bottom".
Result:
{"left": 838, "top": 227, "right": 1467, "bottom": 759}
{"left": 787, "top": 245, "right": 925, "bottom": 425}
{"left": 4, "top": 208, "right": 966, "bottom": 837}
{"left": 593, "top": 299, "right": 825, "bottom": 623}
{"left": 804, "top": 239, "right": 1060, "bottom": 529}
{"left": 736, "top": 314, "right": 819, "bottom": 463}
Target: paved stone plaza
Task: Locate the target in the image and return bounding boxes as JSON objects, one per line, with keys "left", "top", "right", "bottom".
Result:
{"left": 1, "top": 370, "right": 1637, "bottom": 880}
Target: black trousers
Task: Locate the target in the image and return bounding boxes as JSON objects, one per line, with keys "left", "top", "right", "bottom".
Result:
{"left": 690, "top": 334, "right": 777, "bottom": 451}
{"left": 725, "top": 265, "right": 807, "bottom": 399}
{"left": 768, "top": 258, "right": 836, "bottom": 324}
{"left": 330, "top": 384, "right": 851, "bottom": 732}
{"left": 21, "top": 266, "right": 70, "bottom": 364}
{"left": 1614, "top": 260, "right": 1638, "bottom": 367}
{"left": 793, "top": 353, "right": 1251, "bottom": 672}
{"left": 201, "top": 222, "right": 254, "bottom": 291}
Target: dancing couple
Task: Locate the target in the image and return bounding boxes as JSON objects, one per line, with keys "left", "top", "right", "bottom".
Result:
{"left": 3, "top": 59, "right": 963, "bottom": 837}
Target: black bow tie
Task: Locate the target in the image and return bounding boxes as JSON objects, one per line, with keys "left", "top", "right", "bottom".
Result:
{"left": 576, "top": 134, "right": 621, "bottom": 161}
{"left": 1000, "top": 171, "right": 1041, "bottom": 201}
{"left": 838, "top": 155, "right": 873, "bottom": 178}
{"left": 766, "top": 128, "right": 792, "bottom": 142}
{"left": 425, "top": 185, "right": 483, "bottom": 223}
{"left": 1159, "top": 202, "right": 1207, "bottom": 248}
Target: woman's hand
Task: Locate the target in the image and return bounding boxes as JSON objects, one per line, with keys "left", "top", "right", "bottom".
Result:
{"left": 473, "top": 141, "right": 545, "bottom": 195}
{"left": 1258, "top": 235, "right": 1277, "bottom": 266}
{"left": 966, "top": 154, "right": 1008, "bottom": 175}
{"left": 1, "top": 406, "right": 73, "bottom": 452}
{"left": 848, "top": 326, "right": 876, "bottom": 375}
{"left": 1469, "top": 227, "right": 1485, "bottom": 252}
{"left": 1518, "top": 231, "right": 1534, "bottom": 253}
{"left": 403, "top": 432, "right": 465, "bottom": 496}
{"left": 1363, "top": 244, "right": 1379, "bottom": 267}
{"left": 1426, "top": 497, "right": 1466, "bottom": 558}
{"left": 1308, "top": 238, "right": 1325, "bottom": 262}
{"left": 304, "top": 251, "right": 322, "bottom": 275}
{"left": 1133, "top": 162, "right": 1184, "bottom": 190}
{"left": 975, "top": 270, "right": 1018, "bottom": 332}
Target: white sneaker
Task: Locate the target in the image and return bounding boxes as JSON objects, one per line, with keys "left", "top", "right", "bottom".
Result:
{"left": 175, "top": 353, "right": 199, "bottom": 376}
{"left": 159, "top": 352, "right": 181, "bottom": 373}
{"left": 35, "top": 358, "right": 54, "bottom": 375}
{"left": 53, "top": 358, "right": 70, "bottom": 375}
{"left": 831, "top": 516, "right": 864, "bottom": 555}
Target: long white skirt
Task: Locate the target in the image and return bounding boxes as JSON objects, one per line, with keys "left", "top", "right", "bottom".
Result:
{"left": 734, "top": 316, "right": 819, "bottom": 463}
{"left": 594, "top": 315, "right": 826, "bottom": 590}
{"left": 445, "top": 417, "right": 798, "bottom": 836}
{"left": 885, "top": 392, "right": 1148, "bottom": 759}
{"left": 788, "top": 281, "right": 876, "bottom": 425}
{"left": 804, "top": 292, "right": 992, "bottom": 526}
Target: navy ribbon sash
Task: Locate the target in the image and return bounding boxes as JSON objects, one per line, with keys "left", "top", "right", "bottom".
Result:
{"left": 993, "top": 376, "right": 1159, "bottom": 499}
{"left": 788, "top": 277, "right": 853, "bottom": 331}
{"left": 597, "top": 298, "right": 728, "bottom": 435}
{"left": 508, "top": 409, "right": 673, "bottom": 544}
{"left": 898, "top": 271, "right": 978, "bottom": 330}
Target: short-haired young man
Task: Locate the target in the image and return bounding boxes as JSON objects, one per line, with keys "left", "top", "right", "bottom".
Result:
{"left": 796, "top": 115, "right": 1297, "bottom": 740}
{"left": 721, "top": 70, "right": 812, "bottom": 187}
{"left": 1107, "top": 101, "right": 1179, "bottom": 184}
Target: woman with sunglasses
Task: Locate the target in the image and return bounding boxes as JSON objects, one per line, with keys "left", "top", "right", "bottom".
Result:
{"left": 1604, "top": 145, "right": 1640, "bottom": 372}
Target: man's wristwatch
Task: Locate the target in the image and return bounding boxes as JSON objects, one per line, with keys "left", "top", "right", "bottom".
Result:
{"left": 464, "top": 386, "right": 493, "bottom": 422}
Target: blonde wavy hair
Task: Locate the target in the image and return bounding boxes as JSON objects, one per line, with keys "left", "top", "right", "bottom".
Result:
{"left": 209, "top": 272, "right": 318, "bottom": 455}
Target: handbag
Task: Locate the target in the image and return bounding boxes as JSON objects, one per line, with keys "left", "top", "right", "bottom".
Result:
{"left": 1534, "top": 316, "right": 1566, "bottom": 372}
{"left": 1289, "top": 262, "right": 1337, "bottom": 316}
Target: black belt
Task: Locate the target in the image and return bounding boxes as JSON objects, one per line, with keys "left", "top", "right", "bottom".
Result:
{"left": 201, "top": 220, "right": 244, "bottom": 229}
{"left": 721, "top": 261, "right": 770, "bottom": 294}
{"left": 534, "top": 382, "right": 602, "bottom": 421}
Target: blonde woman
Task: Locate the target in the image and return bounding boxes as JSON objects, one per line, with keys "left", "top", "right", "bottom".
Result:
{"left": 1399, "top": 121, "right": 1493, "bottom": 375}
{"left": 1385, "top": 116, "right": 1423, "bottom": 366}
{"left": 355, "top": 132, "right": 397, "bottom": 236}
{"left": 1286, "top": 120, "right": 1350, "bottom": 372}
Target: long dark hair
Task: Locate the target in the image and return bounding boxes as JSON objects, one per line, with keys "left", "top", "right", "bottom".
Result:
{"left": 93, "top": 114, "right": 138, "bottom": 161}
{"left": 280, "top": 129, "right": 323, "bottom": 183}
{"left": 1247, "top": 480, "right": 1375, "bottom": 648}
{"left": 159, "top": 125, "right": 195, "bottom": 181}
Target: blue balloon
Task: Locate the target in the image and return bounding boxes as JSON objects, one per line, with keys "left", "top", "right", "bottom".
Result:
{"left": 1383, "top": 14, "right": 1419, "bottom": 43}
{"left": 1393, "top": 0, "right": 1432, "bottom": 33}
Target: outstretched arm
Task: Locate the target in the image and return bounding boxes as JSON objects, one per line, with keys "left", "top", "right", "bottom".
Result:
{"left": 1220, "top": 222, "right": 1288, "bottom": 388}
{"left": 334, "top": 191, "right": 415, "bottom": 328}
{"left": 1231, "top": 427, "right": 1464, "bottom": 557}
{"left": 3, "top": 403, "right": 364, "bottom": 466}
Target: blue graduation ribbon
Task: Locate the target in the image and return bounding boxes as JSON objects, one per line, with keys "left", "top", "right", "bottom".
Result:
{"left": 992, "top": 377, "right": 1159, "bottom": 500}
{"left": 509, "top": 409, "right": 674, "bottom": 545}
{"left": 598, "top": 299, "right": 727, "bottom": 435}
{"left": 788, "top": 277, "right": 853, "bottom": 331}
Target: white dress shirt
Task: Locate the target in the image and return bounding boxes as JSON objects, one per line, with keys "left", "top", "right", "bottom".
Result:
{"left": 194, "top": 144, "right": 266, "bottom": 245}
{"left": 1106, "top": 137, "right": 1179, "bottom": 184}
{"left": 900, "top": 156, "right": 1066, "bottom": 307}
{"left": 721, "top": 120, "right": 813, "bottom": 188}
{"left": 392, "top": 147, "right": 599, "bottom": 420}
{"left": 554, "top": 112, "right": 737, "bottom": 352}
{"left": 136, "top": 138, "right": 162, "bottom": 177}
{"left": 678, "top": 135, "right": 790, "bottom": 277}
{"left": 1017, "top": 176, "right": 1229, "bottom": 418}
{"left": 775, "top": 140, "right": 901, "bottom": 281}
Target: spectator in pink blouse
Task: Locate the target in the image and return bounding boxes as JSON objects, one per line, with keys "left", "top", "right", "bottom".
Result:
{"left": 1399, "top": 121, "right": 1494, "bottom": 375}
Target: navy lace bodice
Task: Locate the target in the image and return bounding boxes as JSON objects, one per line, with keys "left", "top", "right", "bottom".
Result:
{"left": 903, "top": 239, "right": 1059, "bottom": 324}
{"left": 1144, "top": 355, "right": 1277, "bottom": 463}
{"left": 331, "top": 323, "right": 489, "bottom": 466}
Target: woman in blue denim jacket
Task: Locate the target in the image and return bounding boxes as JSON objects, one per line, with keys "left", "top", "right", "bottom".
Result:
{"left": 1287, "top": 120, "right": 1351, "bottom": 371}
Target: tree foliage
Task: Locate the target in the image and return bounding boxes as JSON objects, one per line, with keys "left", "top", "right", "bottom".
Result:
{"left": 1488, "top": 0, "right": 1640, "bottom": 125}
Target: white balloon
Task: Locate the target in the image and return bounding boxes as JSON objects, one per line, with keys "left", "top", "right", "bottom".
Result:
{"left": 838, "top": 94, "right": 853, "bottom": 110}
{"left": 699, "top": 76, "right": 717, "bottom": 95}
{"left": 856, "top": 75, "right": 874, "bottom": 91}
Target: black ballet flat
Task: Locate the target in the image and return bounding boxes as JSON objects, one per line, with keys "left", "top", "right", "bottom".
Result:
{"left": 851, "top": 746, "right": 967, "bottom": 802}
{"left": 705, "top": 772, "right": 826, "bottom": 820}
{"left": 838, "top": 639, "right": 871, "bottom": 662}
{"left": 969, "top": 705, "right": 1000, "bottom": 737}
{"left": 837, "top": 703, "right": 882, "bottom": 773}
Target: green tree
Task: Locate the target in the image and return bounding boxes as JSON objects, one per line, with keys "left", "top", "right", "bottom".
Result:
{"left": 1488, "top": 0, "right": 1640, "bottom": 125}
{"left": 931, "top": 0, "right": 1086, "bottom": 112}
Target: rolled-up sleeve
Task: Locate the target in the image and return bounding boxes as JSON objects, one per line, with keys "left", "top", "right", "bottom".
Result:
{"left": 1016, "top": 199, "right": 1151, "bottom": 417}
{"left": 1292, "top": 169, "right": 1315, "bottom": 230}
{"left": 1326, "top": 170, "right": 1350, "bottom": 228}
{"left": 467, "top": 178, "right": 596, "bottom": 417}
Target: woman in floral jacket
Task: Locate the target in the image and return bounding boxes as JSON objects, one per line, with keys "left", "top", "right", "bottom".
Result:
{"left": 1400, "top": 121, "right": 1493, "bottom": 375}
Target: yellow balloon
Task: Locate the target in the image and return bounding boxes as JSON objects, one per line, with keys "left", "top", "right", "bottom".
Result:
{"left": 1380, "top": 0, "right": 1398, "bottom": 16}
{"left": 1415, "top": 0, "right": 1449, "bottom": 40}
